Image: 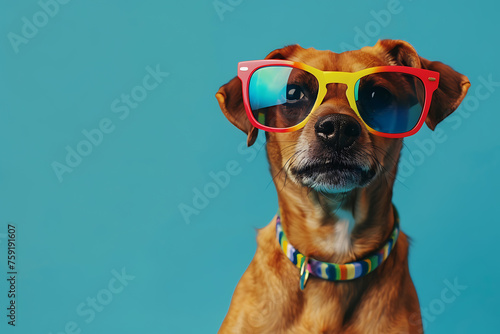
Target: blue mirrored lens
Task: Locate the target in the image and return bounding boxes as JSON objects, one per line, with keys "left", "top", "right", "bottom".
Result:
{"left": 249, "top": 66, "right": 318, "bottom": 129}
{"left": 355, "top": 72, "right": 425, "bottom": 134}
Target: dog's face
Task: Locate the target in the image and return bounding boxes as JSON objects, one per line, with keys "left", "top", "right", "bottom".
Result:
{"left": 278, "top": 49, "right": 392, "bottom": 193}
{"left": 217, "top": 40, "right": 470, "bottom": 196}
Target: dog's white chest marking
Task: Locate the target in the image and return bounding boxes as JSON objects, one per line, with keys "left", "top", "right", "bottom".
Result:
{"left": 332, "top": 209, "right": 355, "bottom": 255}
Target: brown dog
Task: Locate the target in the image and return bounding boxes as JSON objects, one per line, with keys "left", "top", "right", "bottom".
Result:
{"left": 215, "top": 40, "right": 470, "bottom": 333}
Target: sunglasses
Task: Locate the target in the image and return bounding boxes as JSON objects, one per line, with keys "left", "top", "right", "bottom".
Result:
{"left": 237, "top": 60, "right": 440, "bottom": 138}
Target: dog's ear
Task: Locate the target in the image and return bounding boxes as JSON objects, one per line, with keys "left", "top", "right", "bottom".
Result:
{"left": 264, "top": 44, "right": 302, "bottom": 60}
{"left": 216, "top": 76, "right": 258, "bottom": 146}
{"left": 367, "top": 39, "right": 471, "bottom": 130}
{"left": 216, "top": 45, "right": 302, "bottom": 146}
{"left": 419, "top": 57, "right": 471, "bottom": 130}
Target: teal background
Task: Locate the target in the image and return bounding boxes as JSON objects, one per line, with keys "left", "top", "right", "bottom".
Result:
{"left": 1, "top": 0, "right": 499, "bottom": 333}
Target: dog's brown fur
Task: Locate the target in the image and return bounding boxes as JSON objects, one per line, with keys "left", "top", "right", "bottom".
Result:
{"left": 216, "top": 40, "right": 470, "bottom": 334}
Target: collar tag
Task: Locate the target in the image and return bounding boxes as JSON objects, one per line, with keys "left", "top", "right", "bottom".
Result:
{"left": 299, "top": 256, "right": 310, "bottom": 290}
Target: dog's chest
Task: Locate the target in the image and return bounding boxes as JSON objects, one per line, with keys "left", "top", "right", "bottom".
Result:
{"left": 311, "top": 208, "right": 355, "bottom": 257}
{"left": 331, "top": 209, "right": 355, "bottom": 255}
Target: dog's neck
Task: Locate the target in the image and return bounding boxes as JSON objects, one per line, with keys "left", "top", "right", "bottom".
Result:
{"left": 275, "top": 177, "right": 396, "bottom": 264}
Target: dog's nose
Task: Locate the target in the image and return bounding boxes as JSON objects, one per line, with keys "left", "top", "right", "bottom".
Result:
{"left": 314, "top": 114, "right": 361, "bottom": 149}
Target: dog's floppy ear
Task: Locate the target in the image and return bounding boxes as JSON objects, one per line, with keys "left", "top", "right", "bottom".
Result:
{"left": 216, "top": 45, "right": 303, "bottom": 146}
{"left": 419, "top": 57, "right": 471, "bottom": 130}
{"left": 264, "top": 44, "right": 302, "bottom": 60}
{"left": 216, "top": 77, "right": 258, "bottom": 146}
{"left": 367, "top": 39, "right": 471, "bottom": 130}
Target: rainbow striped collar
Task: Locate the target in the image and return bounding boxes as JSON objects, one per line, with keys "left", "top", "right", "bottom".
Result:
{"left": 275, "top": 207, "right": 400, "bottom": 290}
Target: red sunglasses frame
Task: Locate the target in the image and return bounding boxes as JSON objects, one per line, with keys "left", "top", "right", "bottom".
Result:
{"left": 237, "top": 60, "right": 440, "bottom": 138}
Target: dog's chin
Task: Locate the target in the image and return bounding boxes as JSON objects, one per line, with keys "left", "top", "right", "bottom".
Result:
{"left": 291, "top": 162, "right": 376, "bottom": 194}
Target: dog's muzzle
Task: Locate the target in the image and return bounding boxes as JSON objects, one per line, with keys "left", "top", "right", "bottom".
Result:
{"left": 291, "top": 114, "right": 376, "bottom": 193}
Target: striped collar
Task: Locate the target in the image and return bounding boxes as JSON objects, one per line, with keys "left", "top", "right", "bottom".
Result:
{"left": 275, "top": 207, "right": 400, "bottom": 290}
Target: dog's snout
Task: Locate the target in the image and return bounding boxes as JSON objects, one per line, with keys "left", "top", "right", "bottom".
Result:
{"left": 314, "top": 114, "right": 361, "bottom": 149}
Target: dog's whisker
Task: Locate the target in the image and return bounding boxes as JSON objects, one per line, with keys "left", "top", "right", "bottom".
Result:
{"left": 269, "top": 148, "right": 304, "bottom": 191}
{"left": 370, "top": 145, "right": 410, "bottom": 190}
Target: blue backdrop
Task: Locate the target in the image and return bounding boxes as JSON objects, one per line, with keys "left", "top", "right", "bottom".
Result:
{"left": 1, "top": 0, "right": 498, "bottom": 333}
